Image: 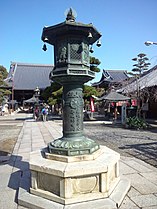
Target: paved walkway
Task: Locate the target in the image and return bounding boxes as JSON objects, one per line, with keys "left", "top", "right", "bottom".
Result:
{"left": 0, "top": 115, "right": 157, "bottom": 209}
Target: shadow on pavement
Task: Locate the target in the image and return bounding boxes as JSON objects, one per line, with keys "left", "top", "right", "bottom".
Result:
{"left": 15, "top": 117, "right": 33, "bottom": 121}
{"left": 119, "top": 142, "right": 157, "bottom": 168}
{"left": 2, "top": 154, "right": 30, "bottom": 203}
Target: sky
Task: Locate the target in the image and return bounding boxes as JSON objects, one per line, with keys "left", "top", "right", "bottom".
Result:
{"left": 1, "top": 0, "right": 157, "bottom": 84}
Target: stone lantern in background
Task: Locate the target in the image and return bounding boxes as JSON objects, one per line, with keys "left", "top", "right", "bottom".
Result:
{"left": 42, "top": 8, "right": 101, "bottom": 156}
{"left": 34, "top": 86, "right": 40, "bottom": 103}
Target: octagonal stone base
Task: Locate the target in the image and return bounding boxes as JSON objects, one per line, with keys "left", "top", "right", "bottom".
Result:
{"left": 28, "top": 146, "right": 130, "bottom": 206}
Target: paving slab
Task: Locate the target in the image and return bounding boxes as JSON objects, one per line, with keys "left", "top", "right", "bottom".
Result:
{"left": 122, "top": 159, "right": 152, "bottom": 173}
{"left": 130, "top": 194, "right": 157, "bottom": 208}
{"left": 127, "top": 187, "right": 141, "bottom": 198}
{"left": 0, "top": 190, "right": 17, "bottom": 209}
{"left": 132, "top": 158, "right": 157, "bottom": 172}
{"left": 124, "top": 173, "right": 157, "bottom": 195}
{"left": 0, "top": 172, "right": 13, "bottom": 189}
{"left": 119, "top": 196, "right": 139, "bottom": 209}
{"left": 17, "top": 148, "right": 32, "bottom": 154}
{"left": 119, "top": 161, "right": 137, "bottom": 175}
{"left": 140, "top": 172, "right": 157, "bottom": 185}
{"left": 18, "top": 206, "right": 28, "bottom": 209}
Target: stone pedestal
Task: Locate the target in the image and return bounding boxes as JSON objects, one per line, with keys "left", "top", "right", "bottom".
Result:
{"left": 28, "top": 146, "right": 129, "bottom": 206}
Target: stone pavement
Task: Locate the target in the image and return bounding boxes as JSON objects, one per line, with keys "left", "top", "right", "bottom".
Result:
{"left": 0, "top": 114, "right": 157, "bottom": 209}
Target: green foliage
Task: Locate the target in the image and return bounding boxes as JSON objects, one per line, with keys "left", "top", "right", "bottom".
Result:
{"left": 41, "top": 82, "right": 62, "bottom": 103}
{"left": 0, "top": 66, "right": 8, "bottom": 80}
{"left": 0, "top": 66, "right": 11, "bottom": 104}
{"left": 83, "top": 85, "right": 102, "bottom": 109}
{"left": 41, "top": 86, "right": 52, "bottom": 101}
{"left": 52, "top": 86, "right": 63, "bottom": 98}
{"left": 41, "top": 82, "right": 62, "bottom": 106}
{"left": 83, "top": 85, "right": 100, "bottom": 99}
{"left": 126, "top": 116, "right": 150, "bottom": 130}
{"left": 132, "top": 53, "right": 150, "bottom": 76}
{"left": 42, "top": 82, "right": 101, "bottom": 107}
{"left": 130, "top": 53, "right": 150, "bottom": 118}
{"left": 90, "top": 56, "right": 101, "bottom": 73}
{"left": 0, "top": 66, "right": 8, "bottom": 86}
{"left": 48, "top": 97, "right": 58, "bottom": 106}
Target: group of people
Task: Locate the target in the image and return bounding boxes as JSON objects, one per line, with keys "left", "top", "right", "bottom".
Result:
{"left": 34, "top": 105, "right": 48, "bottom": 121}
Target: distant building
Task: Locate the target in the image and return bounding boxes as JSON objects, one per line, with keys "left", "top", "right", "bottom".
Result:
{"left": 118, "top": 65, "right": 157, "bottom": 94}
{"left": 118, "top": 65, "right": 157, "bottom": 118}
{"left": 92, "top": 67, "right": 157, "bottom": 119}
{"left": 92, "top": 69, "right": 128, "bottom": 89}
{"left": 5, "top": 62, "right": 53, "bottom": 104}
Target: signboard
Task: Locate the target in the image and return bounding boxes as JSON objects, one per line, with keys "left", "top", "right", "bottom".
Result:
{"left": 121, "top": 103, "right": 127, "bottom": 124}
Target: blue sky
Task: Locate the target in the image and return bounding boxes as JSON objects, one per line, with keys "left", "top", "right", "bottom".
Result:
{"left": 1, "top": 0, "right": 157, "bottom": 84}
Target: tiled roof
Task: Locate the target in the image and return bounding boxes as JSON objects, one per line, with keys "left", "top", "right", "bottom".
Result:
{"left": 5, "top": 62, "right": 53, "bottom": 90}
{"left": 118, "top": 65, "right": 157, "bottom": 93}
{"left": 92, "top": 69, "right": 128, "bottom": 86}
{"left": 98, "top": 91, "right": 130, "bottom": 101}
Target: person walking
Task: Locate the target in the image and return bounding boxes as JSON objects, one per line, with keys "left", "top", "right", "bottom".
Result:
{"left": 41, "top": 106, "right": 47, "bottom": 122}
{"left": 34, "top": 106, "right": 40, "bottom": 121}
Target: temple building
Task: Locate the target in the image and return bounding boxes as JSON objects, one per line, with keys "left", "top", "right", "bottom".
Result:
{"left": 118, "top": 65, "right": 157, "bottom": 118}
{"left": 92, "top": 67, "right": 157, "bottom": 119}
{"left": 5, "top": 62, "right": 53, "bottom": 104}
{"left": 92, "top": 69, "right": 129, "bottom": 89}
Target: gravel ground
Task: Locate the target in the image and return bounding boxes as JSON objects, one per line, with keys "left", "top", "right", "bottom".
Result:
{"left": 84, "top": 122, "right": 157, "bottom": 168}
{"left": 0, "top": 118, "right": 23, "bottom": 156}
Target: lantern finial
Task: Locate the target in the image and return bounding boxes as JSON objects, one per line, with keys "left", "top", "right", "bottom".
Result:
{"left": 66, "top": 8, "right": 76, "bottom": 22}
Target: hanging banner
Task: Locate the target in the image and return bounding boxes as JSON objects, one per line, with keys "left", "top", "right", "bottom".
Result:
{"left": 131, "top": 99, "right": 137, "bottom": 106}
{"left": 90, "top": 97, "right": 95, "bottom": 112}
{"left": 116, "top": 101, "right": 126, "bottom": 106}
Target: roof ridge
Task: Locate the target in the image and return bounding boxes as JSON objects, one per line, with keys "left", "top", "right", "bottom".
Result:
{"left": 11, "top": 62, "right": 53, "bottom": 67}
{"left": 106, "top": 69, "right": 127, "bottom": 72}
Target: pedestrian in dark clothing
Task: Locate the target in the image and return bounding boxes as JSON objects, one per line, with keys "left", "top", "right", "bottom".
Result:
{"left": 34, "top": 107, "right": 39, "bottom": 121}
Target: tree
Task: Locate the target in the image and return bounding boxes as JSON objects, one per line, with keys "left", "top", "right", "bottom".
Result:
{"left": 83, "top": 84, "right": 102, "bottom": 111}
{"left": 0, "top": 66, "right": 8, "bottom": 85}
{"left": 48, "top": 86, "right": 63, "bottom": 106}
{"left": 128, "top": 53, "right": 150, "bottom": 118}
{"left": 83, "top": 85, "right": 101, "bottom": 99}
{"left": 90, "top": 56, "right": 101, "bottom": 73}
{"left": 132, "top": 53, "right": 150, "bottom": 76}
{"left": 41, "top": 82, "right": 62, "bottom": 104}
{"left": 0, "top": 66, "right": 11, "bottom": 104}
{"left": 41, "top": 82, "right": 62, "bottom": 114}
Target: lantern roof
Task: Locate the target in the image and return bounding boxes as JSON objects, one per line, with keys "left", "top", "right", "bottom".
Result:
{"left": 41, "top": 8, "right": 101, "bottom": 45}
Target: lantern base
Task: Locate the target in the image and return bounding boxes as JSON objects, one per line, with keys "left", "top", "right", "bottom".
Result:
{"left": 48, "top": 136, "right": 100, "bottom": 156}
{"left": 18, "top": 146, "right": 130, "bottom": 208}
